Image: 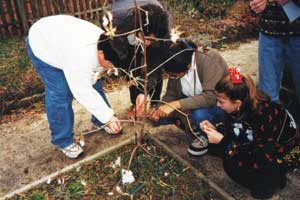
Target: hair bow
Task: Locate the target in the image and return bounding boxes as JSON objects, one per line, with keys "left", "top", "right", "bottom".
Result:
{"left": 228, "top": 67, "right": 242, "bottom": 84}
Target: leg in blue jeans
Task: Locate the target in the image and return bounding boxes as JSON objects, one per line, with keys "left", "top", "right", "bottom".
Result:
{"left": 189, "top": 106, "right": 225, "bottom": 130}
{"left": 154, "top": 106, "right": 225, "bottom": 129}
{"left": 285, "top": 36, "right": 300, "bottom": 102}
{"left": 27, "top": 39, "right": 74, "bottom": 148}
{"left": 259, "top": 33, "right": 285, "bottom": 102}
{"left": 91, "top": 80, "right": 111, "bottom": 127}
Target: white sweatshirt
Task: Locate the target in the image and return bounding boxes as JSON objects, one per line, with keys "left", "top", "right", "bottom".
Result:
{"left": 28, "top": 15, "right": 113, "bottom": 123}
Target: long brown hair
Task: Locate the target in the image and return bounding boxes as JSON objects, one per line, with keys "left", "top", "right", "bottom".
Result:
{"left": 215, "top": 74, "right": 270, "bottom": 115}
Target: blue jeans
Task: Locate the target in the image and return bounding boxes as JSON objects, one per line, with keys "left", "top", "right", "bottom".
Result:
{"left": 26, "top": 38, "right": 109, "bottom": 148}
{"left": 189, "top": 106, "right": 225, "bottom": 130}
{"left": 154, "top": 106, "right": 225, "bottom": 130}
{"left": 259, "top": 33, "right": 300, "bottom": 102}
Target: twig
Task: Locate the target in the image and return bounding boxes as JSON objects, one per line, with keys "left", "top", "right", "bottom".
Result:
{"left": 82, "top": 119, "right": 145, "bottom": 136}
{"left": 128, "top": 43, "right": 141, "bottom": 71}
{"left": 127, "top": 143, "right": 140, "bottom": 170}
{"left": 130, "top": 64, "right": 146, "bottom": 73}
{"left": 147, "top": 48, "right": 194, "bottom": 76}
{"left": 96, "top": 28, "right": 142, "bottom": 45}
{"left": 134, "top": 0, "right": 148, "bottom": 145}
{"left": 140, "top": 145, "right": 163, "bottom": 159}
{"left": 150, "top": 100, "right": 193, "bottom": 132}
{"left": 149, "top": 100, "right": 206, "bottom": 143}
{"left": 126, "top": 0, "right": 148, "bottom": 171}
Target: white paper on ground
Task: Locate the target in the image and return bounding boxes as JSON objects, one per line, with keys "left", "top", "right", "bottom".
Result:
{"left": 121, "top": 169, "right": 135, "bottom": 184}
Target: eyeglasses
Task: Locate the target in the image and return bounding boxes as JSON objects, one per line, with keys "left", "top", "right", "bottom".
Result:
{"left": 168, "top": 74, "right": 181, "bottom": 80}
{"left": 168, "top": 71, "right": 189, "bottom": 80}
{"left": 167, "top": 67, "right": 191, "bottom": 80}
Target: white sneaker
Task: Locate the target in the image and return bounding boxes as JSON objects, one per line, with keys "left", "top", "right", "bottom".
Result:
{"left": 187, "top": 134, "right": 209, "bottom": 156}
{"left": 60, "top": 143, "right": 83, "bottom": 159}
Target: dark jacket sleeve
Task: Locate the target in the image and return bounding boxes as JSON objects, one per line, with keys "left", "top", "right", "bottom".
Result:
{"left": 162, "top": 79, "right": 182, "bottom": 103}
{"left": 178, "top": 50, "right": 228, "bottom": 110}
{"left": 292, "top": 0, "right": 300, "bottom": 6}
{"left": 112, "top": 0, "right": 172, "bottom": 34}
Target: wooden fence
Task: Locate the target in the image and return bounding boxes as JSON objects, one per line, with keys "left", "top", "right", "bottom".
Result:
{"left": 0, "top": 0, "right": 107, "bottom": 36}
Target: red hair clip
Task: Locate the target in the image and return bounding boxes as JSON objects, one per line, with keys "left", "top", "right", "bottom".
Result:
{"left": 228, "top": 67, "right": 242, "bottom": 84}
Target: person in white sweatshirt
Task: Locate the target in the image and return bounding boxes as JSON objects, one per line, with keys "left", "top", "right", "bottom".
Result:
{"left": 27, "top": 15, "right": 122, "bottom": 159}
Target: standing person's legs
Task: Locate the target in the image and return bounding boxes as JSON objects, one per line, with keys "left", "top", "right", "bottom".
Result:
{"left": 259, "top": 33, "right": 285, "bottom": 102}
{"left": 91, "top": 80, "right": 111, "bottom": 127}
{"left": 285, "top": 36, "right": 300, "bottom": 102}
{"left": 26, "top": 39, "right": 75, "bottom": 149}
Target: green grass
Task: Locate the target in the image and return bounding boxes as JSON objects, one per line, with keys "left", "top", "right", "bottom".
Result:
{"left": 0, "top": 37, "right": 31, "bottom": 90}
{"left": 166, "top": 0, "right": 235, "bottom": 19}
{"left": 0, "top": 36, "right": 43, "bottom": 104}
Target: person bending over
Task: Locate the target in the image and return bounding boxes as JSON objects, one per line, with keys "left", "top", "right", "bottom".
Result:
{"left": 27, "top": 15, "right": 123, "bottom": 159}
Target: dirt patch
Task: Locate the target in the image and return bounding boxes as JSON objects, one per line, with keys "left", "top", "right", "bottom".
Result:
{"left": 0, "top": 86, "right": 135, "bottom": 196}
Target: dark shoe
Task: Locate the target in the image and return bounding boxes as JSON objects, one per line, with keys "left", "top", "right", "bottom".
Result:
{"left": 279, "top": 174, "right": 287, "bottom": 189}
{"left": 152, "top": 117, "right": 175, "bottom": 127}
{"left": 251, "top": 187, "right": 275, "bottom": 199}
{"left": 187, "top": 133, "right": 209, "bottom": 156}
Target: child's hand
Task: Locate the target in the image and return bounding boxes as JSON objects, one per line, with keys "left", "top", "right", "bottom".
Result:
{"left": 134, "top": 94, "right": 146, "bottom": 117}
{"left": 156, "top": 104, "right": 175, "bottom": 117}
{"left": 200, "top": 120, "right": 216, "bottom": 131}
{"left": 148, "top": 108, "right": 160, "bottom": 122}
{"left": 156, "top": 101, "right": 180, "bottom": 117}
{"left": 202, "top": 127, "right": 223, "bottom": 144}
{"left": 106, "top": 116, "right": 122, "bottom": 134}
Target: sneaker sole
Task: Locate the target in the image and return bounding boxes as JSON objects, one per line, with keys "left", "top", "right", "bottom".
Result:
{"left": 60, "top": 149, "right": 84, "bottom": 159}
{"left": 187, "top": 148, "right": 208, "bottom": 156}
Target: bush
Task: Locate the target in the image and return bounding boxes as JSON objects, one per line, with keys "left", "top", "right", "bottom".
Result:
{"left": 166, "top": 0, "right": 235, "bottom": 19}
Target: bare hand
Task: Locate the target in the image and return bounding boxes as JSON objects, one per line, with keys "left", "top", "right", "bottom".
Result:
{"left": 202, "top": 127, "right": 224, "bottom": 144}
{"left": 250, "top": 0, "right": 267, "bottom": 13}
{"left": 155, "top": 101, "right": 180, "bottom": 118}
{"left": 156, "top": 104, "right": 175, "bottom": 118}
{"left": 135, "top": 94, "right": 146, "bottom": 117}
{"left": 98, "top": 50, "right": 114, "bottom": 69}
{"left": 148, "top": 108, "right": 160, "bottom": 122}
{"left": 106, "top": 116, "right": 122, "bottom": 134}
{"left": 200, "top": 120, "right": 216, "bottom": 131}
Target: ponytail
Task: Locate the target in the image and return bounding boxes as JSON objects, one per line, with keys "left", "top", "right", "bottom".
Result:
{"left": 215, "top": 70, "right": 270, "bottom": 114}
{"left": 244, "top": 75, "right": 257, "bottom": 110}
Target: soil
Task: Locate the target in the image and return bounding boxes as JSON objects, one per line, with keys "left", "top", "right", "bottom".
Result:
{"left": 6, "top": 139, "right": 223, "bottom": 200}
